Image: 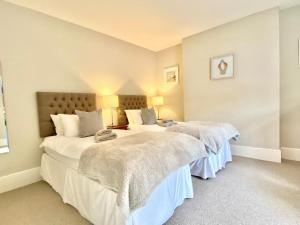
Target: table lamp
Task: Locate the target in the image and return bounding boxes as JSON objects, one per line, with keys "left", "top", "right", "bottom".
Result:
{"left": 102, "top": 95, "right": 119, "bottom": 125}
{"left": 152, "top": 96, "right": 164, "bottom": 120}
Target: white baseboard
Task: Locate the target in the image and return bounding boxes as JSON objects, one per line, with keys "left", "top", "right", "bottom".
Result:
{"left": 0, "top": 167, "right": 41, "bottom": 194}
{"left": 281, "top": 147, "right": 300, "bottom": 161}
{"left": 231, "top": 145, "right": 281, "bottom": 163}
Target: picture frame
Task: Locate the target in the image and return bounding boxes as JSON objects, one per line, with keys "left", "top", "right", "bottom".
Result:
{"left": 210, "top": 54, "right": 234, "bottom": 80}
{"left": 164, "top": 65, "right": 179, "bottom": 84}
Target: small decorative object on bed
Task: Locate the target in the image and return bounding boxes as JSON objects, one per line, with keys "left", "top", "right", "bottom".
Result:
{"left": 152, "top": 96, "right": 164, "bottom": 120}
{"left": 95, "top": 129, "right": 117, "bottom": 142}
{"left": 210, "top": 54, "right": 234, "bottom": 80}
{"left": 157, "top": 119, "right": 177, "bottom": 127}
{"left": 102, "top": 95, "right": 119, "bottom": 126}
{"left": 164, "top": 65, "right": 179, "bottom": 84}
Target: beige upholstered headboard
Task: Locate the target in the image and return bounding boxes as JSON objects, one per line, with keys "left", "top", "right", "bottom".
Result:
{"left": 117, "top": 95, "right": 147, "bottom": 125}
{"left": 36, "top": 92, "right": 96, "bottom": 137}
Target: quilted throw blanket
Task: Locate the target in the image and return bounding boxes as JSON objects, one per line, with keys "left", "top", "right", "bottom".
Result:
{"left": 166, "top": 121, "right": 240, "bottom": 154}
{"left": 78, "top": 131, "right": 207, "bottom": 216}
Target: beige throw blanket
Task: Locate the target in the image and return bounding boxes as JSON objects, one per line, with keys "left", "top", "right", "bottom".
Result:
{"left": 167, "top": 121, "right": 240, "bottom": 154}
{"left": 187, "top": 121, "right": 240, "bottom": 141}
{"left": 78, "top": 131, "right": 207, "bottom": 216}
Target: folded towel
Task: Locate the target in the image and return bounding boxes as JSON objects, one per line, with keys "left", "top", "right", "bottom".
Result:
{"left": 157, "top": 121, "right": 177, "bottom": 127}
{"left": 96, "top": 129, "right": 112, "bottom": 137}
{"left": 95, "top": 132, "right": 117, "bottom": 142}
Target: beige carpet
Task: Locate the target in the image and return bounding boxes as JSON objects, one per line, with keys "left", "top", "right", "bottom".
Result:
{"left": 0, "top": 156, "right": 300, "bottom": 225}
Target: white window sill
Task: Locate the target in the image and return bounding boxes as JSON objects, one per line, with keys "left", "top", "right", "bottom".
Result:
{"left": 0, "top": 147, "right": 9, "bottom": 154}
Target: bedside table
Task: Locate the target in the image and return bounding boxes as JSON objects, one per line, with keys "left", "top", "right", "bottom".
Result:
{"left": 107, "top": 124, "right": 128, "bottom": 130}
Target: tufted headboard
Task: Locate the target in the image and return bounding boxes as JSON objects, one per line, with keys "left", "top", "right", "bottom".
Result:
{"left": 36, "top": 92, "right": 96, "bottom": 137}
{"left": 117, "top": 95, "right": 147, "bottom": 125}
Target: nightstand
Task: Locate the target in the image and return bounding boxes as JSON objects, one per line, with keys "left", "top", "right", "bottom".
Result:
{"left": 107, "top": 124, "right": 128, "bottom": 130}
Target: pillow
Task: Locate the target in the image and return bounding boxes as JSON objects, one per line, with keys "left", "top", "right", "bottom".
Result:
{"left": 75, "top": 110, "right": 103, "bottom": 137}
{"left": 59, "top": 114, "right": 80, "bottom": 137}
{"left": 125, "top": 110, "right": 134, "bottom": 125}
{"left": 141, "top": 108, "right": 157, "bottom": 125}
{"left": 125, "top": 109, "right": 143, "bottom": 125}
{"left": 50, "top": 114, "right": 64, "bottom": 135}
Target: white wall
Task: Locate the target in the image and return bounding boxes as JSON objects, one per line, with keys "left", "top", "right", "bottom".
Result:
{"left": 0, "top": 1, "right": 294, "bottom": 178}
{"left": 156, "top": 45, "right": 184, "bottom": 121}
{"left": 0, "top": 1, "right": 157, "bottom": 177}
{"left": 183, "top": 8, "right": 280, "bottom": 149}
{"left": 280, "top": 5, "right": 300, "bottom": 149}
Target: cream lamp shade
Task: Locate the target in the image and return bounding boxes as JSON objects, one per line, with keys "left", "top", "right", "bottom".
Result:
{"left": 102, "top": 95, "right": 119, "bottom": 108}
{"left": 152, "top": 96, "right": 164, "bottom": 106}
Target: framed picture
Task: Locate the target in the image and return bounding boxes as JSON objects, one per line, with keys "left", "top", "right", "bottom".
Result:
{"left": 164, "top": 65, "right": 179, "bottom": 84}
{"left": 210, "top": 54, "right": 234, "bottom": 80}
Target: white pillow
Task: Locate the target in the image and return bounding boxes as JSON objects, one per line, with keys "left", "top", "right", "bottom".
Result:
{"left": 50, "top": 114, "right": 64, "bottom": 136}
{"left": 125, "top": 110, "right": 143, "bottom": 125}
{"left": 59, "top": 114, "right": 80, "bottom": 137}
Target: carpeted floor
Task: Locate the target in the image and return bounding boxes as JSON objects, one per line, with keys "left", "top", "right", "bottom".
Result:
{"left": 0, "top": 156, "right": 300, "bottom": 225}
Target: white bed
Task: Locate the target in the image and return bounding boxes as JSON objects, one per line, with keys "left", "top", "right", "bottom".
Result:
{"left": 129, "top": 124, "right": 232, "bottom": 179}
{"left": 40, "top": 129, "right": 194, "bottom": 225}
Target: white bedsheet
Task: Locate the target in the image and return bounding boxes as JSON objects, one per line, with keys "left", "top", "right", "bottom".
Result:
{"left": 190, "top": 140, "right": 232, "bottom": 179}
{"left": 40, "top": 129, "right": 141, "bottom": 160}
{"left": 129, "top": 124, "right": 167, "bottom": 132}
{"left": 41, "top": 153, "right": 193, "bottom": 225}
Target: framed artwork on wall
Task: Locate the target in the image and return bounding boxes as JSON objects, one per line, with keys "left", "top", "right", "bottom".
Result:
{"left": 164, "top": 65, "right": 179, "bottom": 84}
{"left": 210, "top": 54, "right": 234, "bottom": 80}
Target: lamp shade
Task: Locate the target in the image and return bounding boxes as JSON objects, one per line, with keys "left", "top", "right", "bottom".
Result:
{"left": 102, "top": 95, "right": 119, "bottom": 108}
{"left": 152, "top": 96, "right": 164, "bottom": 106}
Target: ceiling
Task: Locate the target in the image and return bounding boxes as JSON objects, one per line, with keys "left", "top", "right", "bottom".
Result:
{"left": 4, "top": 0, "right": 300, "bottom": 51}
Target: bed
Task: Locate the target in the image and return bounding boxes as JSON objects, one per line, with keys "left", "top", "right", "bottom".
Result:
{"left": 37, "top": 92, "right": 206, "bottom": 225}
{"left": 128, "top": 124, "right": 233, "bottom": 179}
{"left": 117, "top": 95, "right": 236, "bottom": 179}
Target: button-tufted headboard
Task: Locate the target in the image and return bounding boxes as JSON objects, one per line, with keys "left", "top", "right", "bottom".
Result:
{"left": 117, "top": 95, "right": 147, "bottom": 125}
{"left": 36, "top": 92, "right": 96, "bottom": 137}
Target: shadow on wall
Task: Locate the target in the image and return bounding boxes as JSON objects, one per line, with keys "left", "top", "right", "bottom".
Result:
{"left": 116, "top": 79, "right": 153, "bottom": 96}
{"left": 96, "top": 78, "right": 158, "bottom": 125}
{"left": 158, "top": 82, "right": 184, "bottom": 121}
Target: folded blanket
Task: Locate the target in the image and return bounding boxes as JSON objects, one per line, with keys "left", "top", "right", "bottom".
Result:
{"left": 157, "top": 121, "right": 177, "bottom": 127}
{"left": 166, "top": 121, "right": 240, "bottom": 154}
{"left": 95, "top": 132, "right": 117, "bottom": 142}
{"left": 96, "top": 129, "right": 112, "bottom": 136}
{"left": 79, "top": 131, "right": 207, "bottom": 216}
